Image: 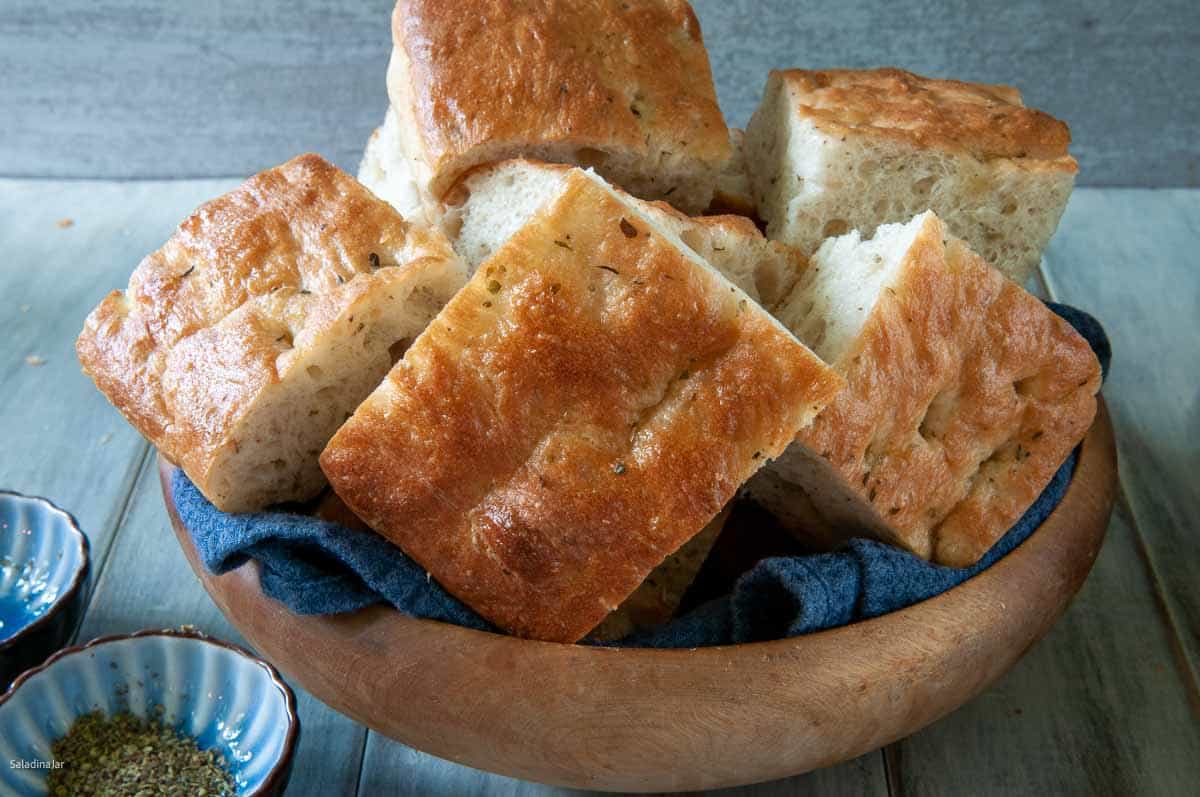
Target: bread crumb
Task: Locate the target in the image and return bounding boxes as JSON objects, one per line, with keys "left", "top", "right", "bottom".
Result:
{"left": 19, "top": 304, "right": 30, "bottom": 313}
{"left": 56, "top": 218, "right": 74, "bottom": 229}
{"left": 25, "top": 355, "right": 46, "bottom": 366}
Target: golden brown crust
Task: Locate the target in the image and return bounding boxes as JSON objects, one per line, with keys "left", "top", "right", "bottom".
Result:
{"left": 773, "top": 68, "right": 1076, "bottom": 168}
{"left": 321, "top": 171, "right": 842, "bottom": 642}
{"left": 391, "top": 0, "right": 730, "bottom": 198}
{"left": 789, "top": 214, "right": 1100, "bottom": 566}
{"left": 77, "top": 154, "right": 464, "bottom": 510}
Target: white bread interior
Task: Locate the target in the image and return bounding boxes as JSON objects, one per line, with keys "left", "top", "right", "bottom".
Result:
{"left": 444, "top": 158, "right": 802, "bottom": 308}
{"left": 358, "top": 108, "right": 436, "bottom": 226}
{"left": 775, "top": 219, "right": 913, "bottom": 364}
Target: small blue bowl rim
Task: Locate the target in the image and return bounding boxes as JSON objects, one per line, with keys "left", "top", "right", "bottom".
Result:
{"left": 0, "top": 491, "right": 90, "bottom": 655}
{"left": 0, "top": 627, "right": 301, "bottom": 797}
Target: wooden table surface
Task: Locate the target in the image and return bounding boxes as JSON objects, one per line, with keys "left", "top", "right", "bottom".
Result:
{"left": 1, "top": 180, "right": 1197, "bottom": 795}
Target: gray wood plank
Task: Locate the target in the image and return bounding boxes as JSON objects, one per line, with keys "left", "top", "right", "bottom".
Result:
{"left": 77, "top": 455, "right": 369, "bottom": 797}
{"left": 356, "top": 733, "right": 886, "bottom": 796}
{"left": 2, "top": 1, "right": 1198, "bottom": 186}
{"left": 888, "top": 502, "right": 1200, "bottom": 796}
{"left": 1040, "top": 189, "right": 1200, "bottom": 677}
{"left": 0, "top": 178, "right": 235, "bottom": 596}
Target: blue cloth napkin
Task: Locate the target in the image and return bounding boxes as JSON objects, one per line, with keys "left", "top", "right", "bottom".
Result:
{"left": 175, "top": 302, "right": 1109, "bottom": 647}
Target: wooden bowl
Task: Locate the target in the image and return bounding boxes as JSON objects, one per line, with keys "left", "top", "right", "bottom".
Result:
{"left": 160, "top": 402, "right": 1116, "bottom": 793}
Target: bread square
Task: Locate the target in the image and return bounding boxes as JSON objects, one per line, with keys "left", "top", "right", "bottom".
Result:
{"left": 749, "top": 211, "right": 1101, "bottom": 566}
{"left": 744, "top": 68, "right": 1077, "bottom": 284}
{"left": 385, "top": 0, "right": 731, "bottom": 215}
{"left": 77, "top": 154, "right": 468, "bottom": 512}
{"left": 444, "top": 158, "right": 804, "bottom": 310}
{"left": 320, "top": 168, "right": 842, "bottom": 642}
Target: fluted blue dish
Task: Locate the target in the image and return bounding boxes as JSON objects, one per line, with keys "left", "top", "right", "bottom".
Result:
{"left": 0, "top": 629, "right": 299, "bottom": 796}
{"left": 0, "top": 492, "right": 89, "bottom": 688}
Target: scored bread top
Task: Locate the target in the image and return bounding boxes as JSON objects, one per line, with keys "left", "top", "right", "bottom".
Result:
{"left": 771, "top": 68, "right": 1076, "bottom": 168}
{"left": 77, "top": 154, "right": 467, "bottom": 511}
{"left": 774, "top": 212, "right": 1100, "bottom": 566}
{"left": 388, "top": 0, "right": 730, "bottom": 203}
{"left": 320, "top": 169, "right": 842, "bottom": 642}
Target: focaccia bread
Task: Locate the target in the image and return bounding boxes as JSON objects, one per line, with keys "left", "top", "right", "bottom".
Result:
{"left": 320, "top": 168, "right": 843, "bottom": 642}
{"left": 445, "top": 159, "right": 803, "bottom": 309}
{"left": 744, "top": 68, "right": 1077, "bottom": 284}
{"left": 750, "top": 211, "right": 1101, "bottom": 567}
{"left": 77, "top": 154, "right": 468, "bottom": 512}
{"left": 385, "top": 0, "right": 731, "bottom": 216}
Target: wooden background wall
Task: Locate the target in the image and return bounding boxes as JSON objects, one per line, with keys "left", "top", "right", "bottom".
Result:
{"left": 2, "top": 0, "right": 1196, "bottom": 185}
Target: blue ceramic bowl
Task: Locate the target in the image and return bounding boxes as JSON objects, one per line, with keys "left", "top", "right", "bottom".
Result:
{"left": 0, "top": 629, "right": 299, "bottom": 796}
{"left": 0, "top": 492, "right": 89, "bottom": 687}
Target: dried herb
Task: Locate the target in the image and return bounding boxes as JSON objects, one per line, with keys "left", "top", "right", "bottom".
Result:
{"left": 487, "top": 279, "right": 502, "bottom": 294}
{"left": 598, "top": 265, "right": 620, "bottom": 275}
{"left": 47, "top": 710, "right": 235, "bottom": 797}
{"left": 179, "top": 266, "right": 195, "bottom": 279}
{"left": 553, "top": 240, "right": 573, "bottom": 250}
{"left": 619, "top": 218, "right": 637, "bottom": 238}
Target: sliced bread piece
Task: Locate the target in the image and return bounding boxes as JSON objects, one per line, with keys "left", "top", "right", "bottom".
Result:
{"left": 385, "top": 0, "right": 730, "bottom": 216}
{"left": 749, "top": 211, "right": 1101, "bottom": 567}
{"left": 744, "top": 68, "right": 1077, "bottom": 285}
{"left": 77, "top": 154, "right": 468, "bottom": 512}
{"left": 320, "top": 168, "right": 843, "bottom": 642}
{"left": 444, "top": 159, "right": 803, "bottom": 309}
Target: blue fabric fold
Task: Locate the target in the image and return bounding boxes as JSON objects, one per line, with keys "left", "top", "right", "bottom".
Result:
{"left": 175, "top": 302, "right": 1108, "bottom": 647}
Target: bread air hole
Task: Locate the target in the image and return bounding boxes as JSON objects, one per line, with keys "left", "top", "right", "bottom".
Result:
{"left": 912, "top": 176, "right": 936, "bottom": 195}
{"left": 918, "top": 388, "right": 957, "bottom": 443}
{"left": 575, "top": 148, "right": 610, "bottom": 170}
{"left": 1014, "top": 375, "right": 1041, "bottom": 398}
{"left": 388, "top": 338, "right": 413, "bottom": 365}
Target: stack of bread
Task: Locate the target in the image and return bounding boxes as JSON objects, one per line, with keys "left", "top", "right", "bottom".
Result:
{"left": 78, "top": 0, "right": 1101, "bottom": 643}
